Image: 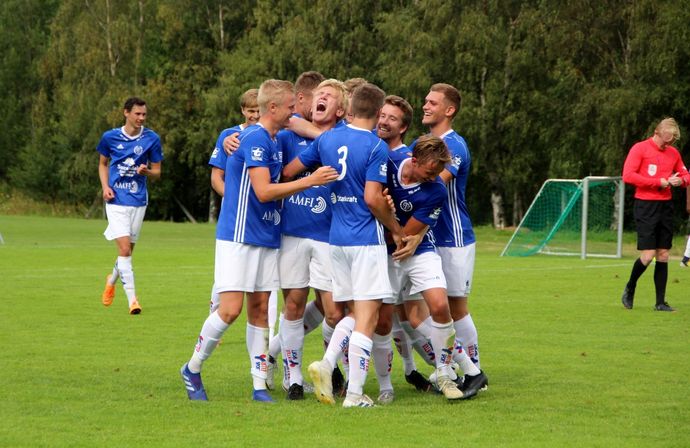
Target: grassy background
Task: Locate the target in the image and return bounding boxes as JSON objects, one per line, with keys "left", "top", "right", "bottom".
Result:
{"left": 1, "top": 214, "right": 689, "bottom": 447}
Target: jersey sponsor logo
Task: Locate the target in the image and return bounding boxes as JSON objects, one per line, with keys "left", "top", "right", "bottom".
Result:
{"left": 400, "top": 199, "right": 413, "bottom": 212}
{"left": 648, "top": 164, "right": 657, "bottom": 176}
{"left": 133, "top": 145, "right": 143, "bottom": 156}
{"left": 287, "top": 195, "right": 328, "bottom": 214}
{"left": 113, "top": 180, "right": 139, "bottom": 193}
{"left": 379, "top": 161, "right": 387, "bottom": 177}
{"left": 331, "top": 194, "right": 358, "bottom": 204}
{"left": 117, "top": 158, "right": 137, "bottom": 177}
{"left": 251, "top": 146, "right": 263, "bottom": 161}
{"left": 262, "top": 209, "right": 281, "bottom": 225}
{"left": 451, "top": 155, "right": 462, "bottom": 169}
{"left": 429, "top": 207, "right": 442, "bottom": 220}
{"left": 211, "top": 148, "right": 219, "bottom": 159}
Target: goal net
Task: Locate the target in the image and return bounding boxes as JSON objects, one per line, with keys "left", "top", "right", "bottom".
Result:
{"left": 501, "top": 176, "right": 624, "bottom": 258}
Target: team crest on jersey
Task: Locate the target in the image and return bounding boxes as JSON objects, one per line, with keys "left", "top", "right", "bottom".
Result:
{"left": 647, "top": 164, "right": 657, "bottom": 176}
{"left": 251, "top": 146, "right": 263, "bottom": 161}
{"left": 451, "top": 155, "right": 462, "bottom": 169}
{"left": 400, "top": 199, "right": 413, "bottom": 212}
{"left": 133, "top": 145, "right": 143, "bottom": 155}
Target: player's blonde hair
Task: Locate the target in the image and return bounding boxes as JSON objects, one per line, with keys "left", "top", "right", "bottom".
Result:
{"left": 655, "top": 117, "right": 681, "bottom": 141}
{"left": 240, "top": 88, "right": 258, "bottom": 109}
{"left": 257, "top": 80, "right": 295, "bottom": 114}
{"left": 316, "top": 79, "right": 348, "bottom": 113}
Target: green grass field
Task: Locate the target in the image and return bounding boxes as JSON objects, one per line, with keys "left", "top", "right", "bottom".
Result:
{"left": 1, "top": 214, "right": 689, "bottom": 447}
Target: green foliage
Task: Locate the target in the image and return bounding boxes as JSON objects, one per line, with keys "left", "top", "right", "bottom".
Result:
{"left": 3, "top": 0, "right": 690, "bottom": 225}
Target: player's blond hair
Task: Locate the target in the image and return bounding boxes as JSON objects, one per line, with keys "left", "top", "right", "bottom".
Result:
{"left": 257, "top": 80, "right": 295, "bottom": 114}
{"left": 316, "top": 79, "right": 348, "bottom": 113}
{"left": 240, "top": 88, "right": 258, "bottom": 109}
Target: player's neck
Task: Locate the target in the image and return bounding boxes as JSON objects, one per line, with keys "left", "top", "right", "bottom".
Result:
{"left": 400, "top": 159, "right": 417, "bottom": 185}
{"left": 123, "top": 123, "right": 143, "bottom": 138}
{"left": 428, "top": 121, "right": 452, "bottom": 138}
{"left": 314, "top": 118, "right": 336, "bottom": 132}
{"left": 350, "top": 117, "right": 376, "bottom": 131}
{"left": 258, "top": 117, "right": 281, "bottom": 138}
{"left": 385, "top": 136, "right": 404, "bottom": 150}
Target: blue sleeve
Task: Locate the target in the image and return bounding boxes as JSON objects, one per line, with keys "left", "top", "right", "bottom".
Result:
{"left": 298, "top": 134, "right": 322, "bottom": 168}
{"left": 149, "top": 134, "right": 163, "bottom": 163}
{"left": 242, "top": 132, "right": 272, "bottom": 168}
{"left": 365, "top": 139, "right": 388, "bottom": 183}
{"left": 444, "top": 137, "right": 469, "bottom": 178}
{"left": 96, "top": 132, "right": 111, "bottom": 157}
{"left": 412, "top": 183, "right": 447, "bottom": 227}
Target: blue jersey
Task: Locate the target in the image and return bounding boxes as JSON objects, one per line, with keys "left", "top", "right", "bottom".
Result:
{"left": 97, "top": 126, "right": 163, "bottom": 207}
{"left": 277, "top": 130, "right": 332, "bottom": 243}
{"left": 299, "top": 124, "right": 388, "bottom": 246}
{"left": 216, "top": 124, "right": 283, "bottom": 248}
{"left": 208, "top": 124, "right": 244, "bottom": 170}
{"left": 387, "top": 150, "right": 446, "bottom": 255}
{"left": 412, "top": 130, "right": 475, "bottom": 247}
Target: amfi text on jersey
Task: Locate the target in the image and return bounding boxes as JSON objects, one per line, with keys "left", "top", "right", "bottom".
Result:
{"left": 287, "top": 194, "right": 328, "bottom": 213}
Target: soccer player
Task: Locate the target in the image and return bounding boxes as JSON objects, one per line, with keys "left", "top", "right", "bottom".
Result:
{"left": 385, "top": 135, "right": 469, "bottom": 400}
{"left": 621, "top": 118, "right": 689, "bottom": 311}
{"left": 289, "top": 83, "right": 406, "bottom": 408}
{"left": 375, "top": 95, "right": 434, "bottom": 395}
{"left": 180, "top": 79, "right": 338, "bottom": 402}
{"left": 207, "top": 89, "right": 259, "bottom": 314}
{"left": 99, "top": 97, "right": 163, "bottom": 315}
{"left": 416, "top": 83, "right": 483, "bottom": 371}
{"left": 274, "top": 79, "right": 347, "bottom": 400}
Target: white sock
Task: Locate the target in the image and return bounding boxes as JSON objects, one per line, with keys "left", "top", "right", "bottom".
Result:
{"left": 303, "top": 301, "right": 324, "bottom": 335}
{"left": 188, "top": 311, "right": 229, "bottom": 373}
{"left": 392, "top": 317, "right": 416, "bottom": 375}
{"left": 347, "top": 331, "right": 373, "bottom": 397}
{"left": 109, "top": 262, "right": 119, "bottom": 284}
{"left": 246, "top": 323, "right": 269, "bottom": 390}
{"left": 401, "top": 321, "right": 435, "bottom": 367}
{"left": 453, "top": 340, "right": 481, "bottom": 376}
{"left": 417, "top": 316, "right": 433, "bottom": 339}
{"left": 209, "top": 284, "right": 220, "bottom": 315}
{"left": 372, "top": 332, "right": 393, "bottom": 392}
{"left": 280, "top": 318, "right": 305, "bottom": 386}
{"left": 324, "top": 316, "right": 354, "bottom": 369}
{"left": 429, "top": 320, "right": 455, "bottom": 377}
{"left": 322, "top": 321, "right": 335, "bottom": 351}
{"left": 454, "top": 314, "right": 480, "bottom": 368}
{"left": 268, "top": 291, "right": 278, "bottom": 338}
{"left": 117, "top": 256, "right": 136, "bottom": 305}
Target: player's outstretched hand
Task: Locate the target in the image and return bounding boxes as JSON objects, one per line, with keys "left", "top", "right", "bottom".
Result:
{"left": 222, "top": 132, "right": 240, "bottom": 155}
{"left": 309, "top": 166, "right": 339, "bottom": 186}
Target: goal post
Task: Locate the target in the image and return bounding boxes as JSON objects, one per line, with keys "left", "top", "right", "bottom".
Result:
{"left": 501, "top": 176, "right": 624, "bottom": 259}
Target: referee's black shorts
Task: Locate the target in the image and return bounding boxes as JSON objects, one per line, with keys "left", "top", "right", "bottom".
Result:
{"left": 634, "top": 199, "right": 674, "bottom": 250}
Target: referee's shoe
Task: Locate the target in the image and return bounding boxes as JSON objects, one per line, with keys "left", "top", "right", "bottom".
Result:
{"left": 621, "top": 285, "right": 634, "bottom": 309}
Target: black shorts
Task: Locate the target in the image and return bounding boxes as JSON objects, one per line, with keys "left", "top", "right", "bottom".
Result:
{"left": 633, "top": 199, "right": 674, "bottom": 250}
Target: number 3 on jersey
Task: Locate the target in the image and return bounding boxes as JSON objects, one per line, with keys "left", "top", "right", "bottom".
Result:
{"left": 336, "top": 145, "right": 348, "bottom": 180}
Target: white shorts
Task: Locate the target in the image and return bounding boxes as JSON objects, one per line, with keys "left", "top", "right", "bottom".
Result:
{"left": 278, "top": 235, "right": 333, "bottom": 291}
{"left": 437, "top": 243, "right": 475, "bottom": 298}
{"left": 388, "top": 251, "right": 446, "bottom": 305}
{"left": 214, "top": 240, "right": 279, "bottom": 293}
{"left": 330, "top": 245, "right": 393, "bottom": 302}
{"left": 104, "top": 204, "right": 146, "bottom": 243}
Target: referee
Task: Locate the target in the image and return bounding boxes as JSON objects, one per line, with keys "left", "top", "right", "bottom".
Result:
{"left": 621, "top": 118, "right": 688, "bottom": 311}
